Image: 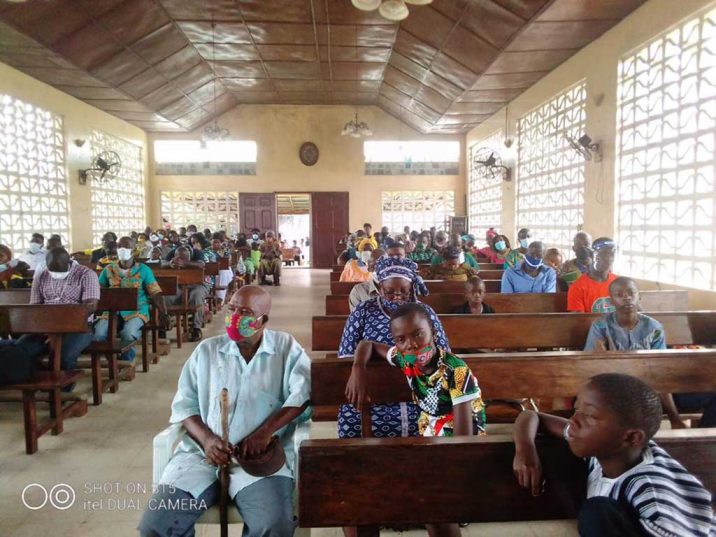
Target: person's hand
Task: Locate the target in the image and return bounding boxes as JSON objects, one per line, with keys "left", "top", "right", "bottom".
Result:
{"left": 202, "top": 433, "right": 233, "bottom": 467}
{"left": 170, "top": 257, "right": 185, "bottom": 268}
{"left": 345, "top": 367, "right": 370, "bottom": 412}
{"left": 238, "top": 426, "right": 273, "bottom": 459}
{"left": 158, "top": 312, "right": 170, "bottom": 331}
{"left": 513, "top": 443, "right": 543, "bottom": 496}
{"left": 670, "top": 418, "right": 689, "bottom": 430}
{"left": 594, "top": 339, "right": 608, "bottom": 352}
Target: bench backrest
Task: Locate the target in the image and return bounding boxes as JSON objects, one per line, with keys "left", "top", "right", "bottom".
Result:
{"left": 331, "top": 262, "right": 504, "bottom": 273}
{"left": 218, "top": 257, "right": 230, "bottom": 270}
{"left": 151, "top": 268, "right": 204, "bottom": 286}
{"left": 324, "top": 290, "right": 690, "bottom": 315}
{"left": 155, "top": 276, "right": 178, "bottom": 296}
{"left": 311, "top": 349, "right": 716, "bottom": 409}
{"left": 203, "top": 262, "right": 219, "bottom": 277}
{"left": 0, "top": 288, "right": 138, "bottom": 310}
{"left": 311, "top": 311, "right": 716, "bottom": 351}
{"left": 330, "top": 280, "right": 501, "bottom": 295}
{"left": 298, "top": 432, "right": 716, "bottom": 527}
{"left": 0, "top": 304, "right": 91, "bottom": 334}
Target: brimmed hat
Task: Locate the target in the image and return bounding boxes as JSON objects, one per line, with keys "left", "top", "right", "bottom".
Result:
{"left": 235, "top": 436, "right": 286, "bottom": 477}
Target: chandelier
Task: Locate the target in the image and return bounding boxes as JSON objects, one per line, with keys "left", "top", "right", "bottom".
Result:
{"left": 341, "top": 112, "right": 373, "bottom": 138}
{"left": 351, "top": 0, "right": 432, "bottom": 22}
{"left": 203, "top": 20, "right": 230, "bottom": 143}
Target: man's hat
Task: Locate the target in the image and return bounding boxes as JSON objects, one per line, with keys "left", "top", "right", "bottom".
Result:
{"left": 592, "top": 237, "right": 617, "bottom": 251}
{"left": 235, "top": 436, "right": 286, "bottom": 477}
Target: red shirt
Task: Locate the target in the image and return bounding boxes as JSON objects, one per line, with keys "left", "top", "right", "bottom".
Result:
{"left": 567, "top": 272, "right": 617, "bottom": 312}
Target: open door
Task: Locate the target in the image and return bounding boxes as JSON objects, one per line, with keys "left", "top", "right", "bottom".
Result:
{"left": 239, "top": 193, "right": 277, "bottom": 234}
{"left": 311, "top": 192, "right": 349, "bottom": 269}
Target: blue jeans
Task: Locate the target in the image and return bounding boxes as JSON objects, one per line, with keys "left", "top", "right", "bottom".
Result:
{"left": 93, "top": 316, "right": 145, "bottom": 362}
{"left": 138, "top": 477, "right": 295, "bottom": 537}
{"left": 674, "top": 392, "right": 716, "bottom": 428}
{"left": 16, "top": 332, "right": 93, "bottom": 371}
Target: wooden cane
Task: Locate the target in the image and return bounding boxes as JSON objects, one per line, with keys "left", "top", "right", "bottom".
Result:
{"left": 219, "top": 388, "right": 230, "bottom": 537}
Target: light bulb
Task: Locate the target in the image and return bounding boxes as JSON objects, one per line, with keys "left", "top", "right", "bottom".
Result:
{"left": 351, "top": 0, "right": 381, "bottom": 11}
{"left": 379, "top": 0, "right": 409, "bottom": 21}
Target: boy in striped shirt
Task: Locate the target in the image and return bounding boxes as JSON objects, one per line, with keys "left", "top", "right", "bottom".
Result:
{"left": 513, "top": 373, "right": 713, "bottom": 536}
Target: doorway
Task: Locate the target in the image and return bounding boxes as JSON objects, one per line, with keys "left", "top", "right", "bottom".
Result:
{"left": 277, "top": 193, "right": 311, "bottom": 267}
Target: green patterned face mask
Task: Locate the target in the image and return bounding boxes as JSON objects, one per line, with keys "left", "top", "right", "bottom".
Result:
{"left": 399, "top": 344, "right": 435, "bottom": 366}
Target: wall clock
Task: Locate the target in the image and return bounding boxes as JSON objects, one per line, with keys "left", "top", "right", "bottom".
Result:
{"left": 299, "top": 142, "right": 319, "bottom": 166}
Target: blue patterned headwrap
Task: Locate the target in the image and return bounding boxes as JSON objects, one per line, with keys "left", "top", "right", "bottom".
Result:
{"left": 374, "top": 256, "right": 429, "bottom": 297}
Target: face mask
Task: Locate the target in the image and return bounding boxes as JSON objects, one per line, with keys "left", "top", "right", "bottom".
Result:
{"left": 146, "top": 259, "right": 159, "bottom": 264}
{"left": 252, "top": 234, "right": 259, "bottom": 240}
{"left": 360, "top": 251, "right": 372, "bottom": 263}
{"left": 0, "top": 263, "right": 7, "bottom": 273}
{"left": 225, "top": 313, "right": 262, "bottom": 342}
{"left": 149, "top": 234, "right": 159, "bottom": 243}
{"left": 157, "top": 234, "right": 165, "bottom": 240}
{"left": 117, "top": 248, "right": 133, "bottom": 262}
{"left": 29, "top": 242, "right": 42, "bottom": 254}
{"left": 49, "top": 270, "right": 70, "bottom": 280}
{"left": 519, "top": 238, "right": 529, "bottom": 249}
{"left": 398, "top": 345, "right": 435, "bottom": 367}
{"left": 494, "top": 240, "right": 506, "bottom": 251}
{"left": 458, "top": 252, "right": 465, "bottom": 264}
{"left": 524, "top": 255, "right": 543, "bottom": 268}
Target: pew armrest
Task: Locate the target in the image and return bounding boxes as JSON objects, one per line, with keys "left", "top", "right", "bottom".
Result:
{"left": 152, "top": 423, "right": 185, "bottom": 486}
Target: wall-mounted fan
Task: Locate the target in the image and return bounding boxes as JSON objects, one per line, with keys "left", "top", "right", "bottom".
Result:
{"left": 565, "top": 134, "right": 602, "bottom": 162}
{"left": 78, "top": 151, "right": 122, "bottom": 185}
{"left": 472, "top": 146, "right": 512, "bottom": 181}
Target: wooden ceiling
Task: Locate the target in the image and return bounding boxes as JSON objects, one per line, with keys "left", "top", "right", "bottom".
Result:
{"left": 0, "top": 0, "right": 646, "bottom": 134}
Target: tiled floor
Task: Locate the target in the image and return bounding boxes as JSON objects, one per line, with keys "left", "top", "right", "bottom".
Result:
{"left": 0, "top": 269, "right": 577, "bottom": 536}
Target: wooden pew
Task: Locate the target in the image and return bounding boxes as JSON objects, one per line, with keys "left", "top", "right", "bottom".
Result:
{"left": 331, "top": 279, "right": 501, "bottom": 295}
{"left": 309, "top": 349, "right": 716, "bottom": 421}
{"left": 298, "top": 431, "right": 716, "bottom": 531}
{"left": 203, "top": 262, "right": 220, "bottom": 314}
{"left": 0, "top": 304, "right": 91, "bottom": 454}
{"left": 324, "top": 290, "right": 690, "bottom": 316}
{"left": 141, "top": 276, "right": 178, "bottom": 363}
{"left": 330, "top": 269, "right": 505, "bottom": 282}
{"left": 311, "top": 311, "right": 716, "bottom": 351}
{"left": 152, "top": 268, "right": 205, "bottom": 348}
{"left": 331, "top": 262, "right": 505, "bottom": 274}
{"left": 84, "top": 288, "right": 139, "bottom": 405}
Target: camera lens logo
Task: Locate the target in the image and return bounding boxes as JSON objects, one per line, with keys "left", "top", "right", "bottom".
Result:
{"left": 22, "top": 483, "right": 75, "bottom": 511}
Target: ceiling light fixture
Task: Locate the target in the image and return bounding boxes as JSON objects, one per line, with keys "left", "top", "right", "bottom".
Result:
{"left": 203, "top": 19, "right": 230, "bottom": 143}
{"left": 341, "top": 112, "right": 373, "bottom": 138}
{"left": 351, "top": 0, "right": 432, "bottom": 22}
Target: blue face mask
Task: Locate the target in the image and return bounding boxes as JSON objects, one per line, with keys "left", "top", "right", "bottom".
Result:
{"left": 0, "top": 263, "right": 7, "bottom": 272}
{"left": 519, "top": 238, "right": 529, "bottom": 249}
{"left": 494, "top": 240, "right": 506, "bottom": 251}
{"left": 524, "top": 255, "right": 543, "bottom": 269}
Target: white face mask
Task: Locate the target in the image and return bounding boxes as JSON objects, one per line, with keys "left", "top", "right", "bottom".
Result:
{"left": 49, "top": 270, "right": 70, "bottom": 280}
{"left": 29, "top": 242, "right": 42, "bottom": 254}
{"left": 117, "top": 248, "right": 133, "bottom": 262}
{"left": 360, "top": 251, "right": 372, "bottom": 263}
{"left": 150, "top": 234, "right": 159, "bottom": 243}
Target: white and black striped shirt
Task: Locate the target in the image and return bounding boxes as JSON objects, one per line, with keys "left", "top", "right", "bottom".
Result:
{"left": 587, "top": 441, "right": 714, "bottom": 537}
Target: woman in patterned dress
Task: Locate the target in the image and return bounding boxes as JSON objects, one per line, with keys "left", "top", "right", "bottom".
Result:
{"left": 337, "top": 256, "right": 450, "bottom": 438}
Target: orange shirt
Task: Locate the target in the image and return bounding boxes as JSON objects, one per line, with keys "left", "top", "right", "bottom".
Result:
{"left": 567, "top": 272, "right": 617, "bottom": 313}
{"left": 339, "top": 260, "right": 371, "bottom": 282}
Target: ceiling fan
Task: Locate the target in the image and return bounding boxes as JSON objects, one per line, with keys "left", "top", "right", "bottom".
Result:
{"left": 472, "top": 146, "right": 511, "bottom": 181}
{"left": 78, "top": 151, "right": 122, "bottom": 185}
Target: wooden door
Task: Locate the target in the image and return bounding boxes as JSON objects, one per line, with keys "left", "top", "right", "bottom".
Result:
{"left": 311, "top": 192, "right": 349, "bottom": 269}
{"left": 239, "top": 193, "right": 276, "bottom": 234}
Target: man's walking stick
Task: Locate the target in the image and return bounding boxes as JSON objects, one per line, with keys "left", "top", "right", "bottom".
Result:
{"left": 219, "top": 388, "right": 230, "bottom": 537}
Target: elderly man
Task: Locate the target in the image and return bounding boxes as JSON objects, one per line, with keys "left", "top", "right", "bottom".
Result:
{"left": 94, "top": 237, "right": 169, "bottom": 362}
{"left": 138, "top": 286, "right": 310, "bottom": 537}
{"left": 258, "top": 231, "right": 282, "bottom": 286}
{"left": 163, "top": 245, "right": 209, "bottom": 341}
{"left": 18, "top": 232, "right": 46, "bottom": 270}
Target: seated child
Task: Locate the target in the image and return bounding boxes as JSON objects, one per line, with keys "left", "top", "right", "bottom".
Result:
{"left": 587, "top": 276, "right": 716, "bottom": 429}
{"left": 347, "top": 302, "right": 486, "bottom": 537}
{"left": 455, "top": 276, "right": 495, "bottom": 314}
{"left": 512, "top": 373, "right": 713, "bottom": 537}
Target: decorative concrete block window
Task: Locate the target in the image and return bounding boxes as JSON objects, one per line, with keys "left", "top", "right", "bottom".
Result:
{"left": 160, "top": 191, "right": 240, "bottom": 235}
{"left": 382, "top": 190, "right": 455, "bottom": 233}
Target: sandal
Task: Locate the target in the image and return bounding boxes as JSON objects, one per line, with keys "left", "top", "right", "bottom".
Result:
{"left": 189, "top": 328, "right": 203, "bottom": 342}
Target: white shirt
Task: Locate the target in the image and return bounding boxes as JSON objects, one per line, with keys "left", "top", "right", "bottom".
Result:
{"left": 159, "top": 330, "right": 311, "bottom": 498}
{"left": 18, "top": 249, "right": 46, "bottom": 270}
{"left": 348, "top": 278, "right": 378, "bottom": 311}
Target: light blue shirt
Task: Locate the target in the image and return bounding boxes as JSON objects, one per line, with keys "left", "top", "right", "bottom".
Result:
{"left": 584, "top": 313, "right": 666, "bottom": 351}
{"left": 159, "top": 330, "right": 311, "bottom": 498}
{"left": 501, "top": 264, "right": 557, "bottom": 294}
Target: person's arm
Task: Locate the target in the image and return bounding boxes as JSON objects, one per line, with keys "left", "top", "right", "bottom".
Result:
{"left": 239, "top": 402, "right": 310, "bottom": 458}
{"left": 584, "top": 320, "right": 607, "bottom": 351}
{"left": 660, "top": 393, "right": 687, "bottom": 429}
{"left": 183, "top": 415, "right": 233, "bottom": 466}
{"left": 501, "top": 270, "right": 514, "bottom": 293}
{"left": 544, "top": 267, "right": 557, "bottom": 293}
{"left": 143, "top": 268, "right": 170, "bottom": 329}
{"left": 452, "top": 402, "right": 473, "bottom": 436}
{"left": 513, "top": 411, "right": 570, "bottom": 496}
{"left": 345, "top": 340, "right": 390, "bottom": 410}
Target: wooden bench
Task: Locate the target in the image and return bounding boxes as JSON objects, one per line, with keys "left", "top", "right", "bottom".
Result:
{"left": 323, "top": 290, "right": 690, "bottom": 315}
{"left": 311, "top": 311, "right": 716, "bottom": 351}
{"left": 152, "top": 268, "right": 205, "bottom": 348}
{"left": 331, "top": 262, "right": 504, "bottom": 274}
{"left": 0, "top": 304, "right": 91, "bottom": 454}
{"left": 309, "top": 349, "right": 716, "bottom": 422}
{"left": 83, "top": 287, "right": 139, "bottom": 405}
{"left": 141, "top": 275, "right": 178, "bottom": 363}
{"left": 282, "top": 247, "right": 299, "bottom": 266}
{"left": 330, "top": 279, "right": 501, "bottom": 296}
{"left": 298, "top": 430, "right": 716, "bottom": 532}
{"left": 329, "top": 269, "right": 505, "bottom": 283}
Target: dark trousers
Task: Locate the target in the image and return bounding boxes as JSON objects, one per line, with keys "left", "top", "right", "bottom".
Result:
{"left": 674, "top": 392, "right": 716, "bottom": 427}
{"left": 578, "top": 497, "right": 644, "bottom": 537}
